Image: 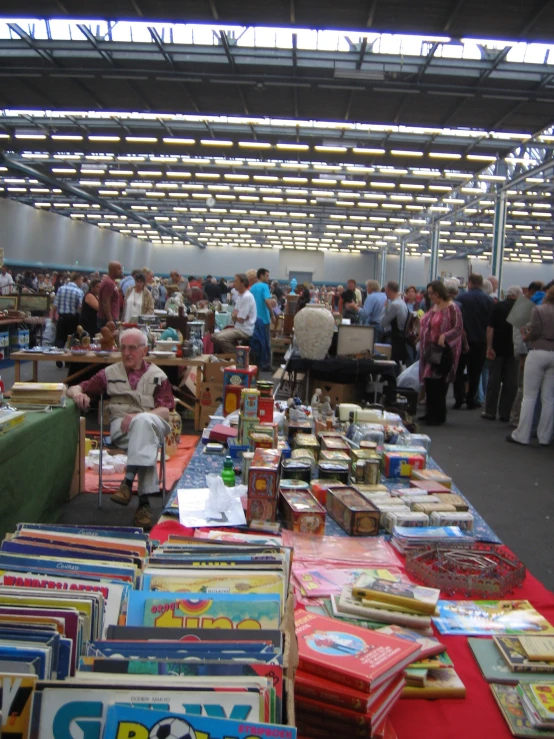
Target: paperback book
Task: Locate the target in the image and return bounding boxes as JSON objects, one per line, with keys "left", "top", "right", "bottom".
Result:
{"left": 433, "top": 601, "right": 554, "bottom": 636}
{"left": 490, "top": 683, "right": 554, "bottom": 739}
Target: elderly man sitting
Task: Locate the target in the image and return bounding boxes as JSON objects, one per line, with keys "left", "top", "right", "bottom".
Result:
{"left": 67, "top": 328, "right": 174, "bottom": 529}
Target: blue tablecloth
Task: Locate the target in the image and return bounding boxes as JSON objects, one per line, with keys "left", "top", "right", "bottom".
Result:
{"left": 163, "top": 411, "right": 501, "bottom": 544}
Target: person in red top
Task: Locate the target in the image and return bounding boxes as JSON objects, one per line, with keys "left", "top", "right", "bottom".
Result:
{"left": 97, "top": 261, "right": 123, "bottom": 329}
{"left": 67, "top": 328, "right": 175, "bottom": 529}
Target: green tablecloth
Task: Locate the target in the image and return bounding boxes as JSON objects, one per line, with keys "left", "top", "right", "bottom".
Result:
{"left": 0, "top": 400, "right": 79, "bottom": 539}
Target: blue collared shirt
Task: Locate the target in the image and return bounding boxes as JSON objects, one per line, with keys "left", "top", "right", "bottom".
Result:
{"left": 53, "top": 281, "right": 84, "bottom": 315}
{"left": 359, "top": 291, "right": 387, "bottom": 326}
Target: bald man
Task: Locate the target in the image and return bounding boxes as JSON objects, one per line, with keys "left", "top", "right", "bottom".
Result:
{"left": 97, "top": 261, "right": 123, "bottom": 328}
{"left": 67, "top": 328, "right": 174, "bottom": 529}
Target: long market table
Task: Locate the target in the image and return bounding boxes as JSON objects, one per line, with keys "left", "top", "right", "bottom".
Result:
{"left": 159, "top": 412, "right": 554, "bottom": 739}
{"left": 283, "top": 355, "right": 398, "bottom": 404}
{"left": 0, "top": 400, "right": 79, "bottom": 540}
{"left": 9, "top": 350, "right": 211, "bottom": 430}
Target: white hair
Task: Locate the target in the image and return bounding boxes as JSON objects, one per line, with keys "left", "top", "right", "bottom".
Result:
{"left": 119, "top": 328, "right": 147, "bottom": 346}
{"left": 482, "top": 279, "right": 493, "bottom": 295}
{"left": 506, "top": 284, "right": 522, "bottom": 299}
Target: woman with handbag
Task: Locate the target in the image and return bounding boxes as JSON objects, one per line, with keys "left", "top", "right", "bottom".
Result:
{"left": 418, "top": 280, "right": 463, "bottom": 425}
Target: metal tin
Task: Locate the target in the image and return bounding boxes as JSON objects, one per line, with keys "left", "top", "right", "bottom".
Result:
{"left": 279, "top": 479, "right": 310, "bottom": 493}
{"left": 363, "top": 458, "right": 381, "bottom": 485}
{"left": 235, "top": 345, "right": 250, "bottom": 369}
{"left": 242, "top": 451, "right": 254, "bottom": 479}
{"left": 281, "top": 458, "right": 312, "bottom": 483}
{"left": 317, "top": 461, "right": 350, "bottom": 485}
{"left": 256, "top": 380, "right": 274, "bottom": 397}
{"left": 354, "top": 461, "right": 365, "bottom": 483}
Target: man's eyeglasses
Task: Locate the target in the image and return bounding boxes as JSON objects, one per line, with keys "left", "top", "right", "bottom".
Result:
{"left": 121, "top": 344, "right": 143, "bottom": 353}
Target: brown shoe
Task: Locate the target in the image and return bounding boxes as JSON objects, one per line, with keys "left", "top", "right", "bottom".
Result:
{"left": 111, "top": 480, "right": 133, "bottom": 506}
{"left": 133, "top": 504, "right": 153, "bottom": 531}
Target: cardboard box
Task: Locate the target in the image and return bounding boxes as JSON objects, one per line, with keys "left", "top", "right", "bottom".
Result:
{"left": 383, "top": 451, "right": 426, "bottom": 478}
{"left": 199, "top": 383, "right": 223, "bottom": 407}
{"left": 326, "top": 485, "right": 380, "bottom": 536}
{"left": 198, "top": 403, "right": 219, "bottom": 428}
{"left": 320, "top": 381, "right": 360, "bottom": 405}
{"left": 202, "top": 357, "right": 234, "bottom": 384}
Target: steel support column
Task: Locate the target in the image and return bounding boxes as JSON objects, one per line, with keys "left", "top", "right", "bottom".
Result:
{"left": 491, "top": 189, "right": 507, "bottom": 294}
{"left": 398, "top": 239, "right": 406, "bottom": 293}
{"left": 429, "top": 222, "right": 440, "bottom": 282}
{"left": 379, "top": 247, "right": 387, "bottom": 288}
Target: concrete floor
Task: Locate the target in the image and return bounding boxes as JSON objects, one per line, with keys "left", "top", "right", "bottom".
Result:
{"left": 3, "top": 358, "right": 553, "bottom": 592}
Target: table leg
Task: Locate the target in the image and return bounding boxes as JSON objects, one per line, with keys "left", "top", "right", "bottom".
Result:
{"left": 14, "top": 359, "right": 21, "bottom": 382}
{"left": 32, "top": 361, "right": 38, "bottom": 382}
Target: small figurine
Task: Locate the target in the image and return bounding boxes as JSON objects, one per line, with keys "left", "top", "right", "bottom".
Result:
{"left": 321, "top": 395, "right": 333, "bottom": 418}
{"left": 99, "top": 321, "right": 117, "bottom": 351}
{"left": 69, "top": 325, "right": 90, "bottom": 349}
{"left": 311, "top": 387, "right": 322, "bottom": 413}
{"left": 288, "top": 397, "right": 304, "bottom": 423}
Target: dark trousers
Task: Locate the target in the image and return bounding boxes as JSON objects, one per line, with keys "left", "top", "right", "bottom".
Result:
{"left": 454, "top": 341, "right": 487, "bottom": 407}
{"left": 485, "top": 355, "right": 519, "bottom": 420}
{"left": 425, "top": 378, "right": 449, "bottom": 425}
{"left": 55, "top": 313, "right": 80, "bottom": 348}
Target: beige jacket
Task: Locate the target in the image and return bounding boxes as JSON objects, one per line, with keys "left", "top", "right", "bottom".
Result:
{"left": 105, "top": 362, "right": 168, "bottom": 421}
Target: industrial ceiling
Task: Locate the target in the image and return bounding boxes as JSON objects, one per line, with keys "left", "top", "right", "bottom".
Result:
{"left": 0, "top": 10, "right": 553, "bottom": 267}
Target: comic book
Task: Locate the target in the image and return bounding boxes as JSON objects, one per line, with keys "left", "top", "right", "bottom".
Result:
{"left": 0, "top": 672, "right": 37, "bottom": 739}
{"left": 31, "top": 682, "right": 270, "bottom": 739}
{"left": 494, "top": 636, "right": 554, "bottom": 673}
{"left": 126, "top": 591, "right": 281, "bottom": 630}
{"left": 294, "top": 567, "right": 401, "bottom": 599}
{"left": 490, "top": 683, "right": 554, "bottom": 738}
{"left": 101, "top": 704, "right": 296, "bottom": 739}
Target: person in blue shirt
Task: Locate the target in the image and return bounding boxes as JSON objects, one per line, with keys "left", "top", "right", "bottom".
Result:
{"left": 349, "top": 279, "right": 387, "bottom": 340}
{"left": 249, "top": 268, "right": 273, "bottom": 369}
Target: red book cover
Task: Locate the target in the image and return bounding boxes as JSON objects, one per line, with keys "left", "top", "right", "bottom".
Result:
{"left": 209, "top": 424, "right": 238, "bottom": 443}
{"left": 295, "top": 669, "right": 396, "bottom": 713}
{"left": 295, "top": 674, "right": 405, "bottom": 730}
{"left": 294, "top": 610, "right": 420, "bottom": 692}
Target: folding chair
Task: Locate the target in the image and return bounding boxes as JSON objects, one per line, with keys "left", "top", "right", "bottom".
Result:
{"left": 98, "top": 395, "right": 167, "bottom": 509}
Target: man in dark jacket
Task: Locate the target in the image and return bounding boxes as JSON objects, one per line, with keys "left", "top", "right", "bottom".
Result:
{"left": 453, "top": 273, "right": 493, "bottom": 409}
{"left": 481, "top": 285, "right": 522, "bottom": 421}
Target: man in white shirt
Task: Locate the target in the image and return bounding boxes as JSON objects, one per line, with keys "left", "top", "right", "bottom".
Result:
{"left": 213, "top": 273, "right": 257, "bottom": 354}
{"left": 0, "top": 266, "right": 14, "bottom": 295}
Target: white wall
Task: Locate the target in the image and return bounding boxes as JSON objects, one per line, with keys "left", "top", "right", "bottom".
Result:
{"left": 0, "top": 197, "right": 152, "bottom": 272}
{"left": 2, "top": 198, "right": 550, "bottom": 286}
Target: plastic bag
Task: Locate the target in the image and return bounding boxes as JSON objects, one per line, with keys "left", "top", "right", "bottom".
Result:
{"left": 397, "top": 361, "right": 421, "bottom": 392}
{"left": 205, "top": 473, "right": 247, "bottom": 526}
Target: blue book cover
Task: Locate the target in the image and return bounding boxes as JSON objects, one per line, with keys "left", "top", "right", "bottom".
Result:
{"left": 126, "top": 591, "right": 281, "bottom": 630}
{"left": 102, "top": 703, "right": 296, "bottom": 739}
{"left": 16, "top": 522, "right": 149, "bottom": 541}
{"left": 0, "top": 553, "right": 136, "bottom": 581}
{"left": 1, "top": 540, "right": 138, "bottom": 565}
{"left": 0, "top": 628, "right": 60, "bottom": 677}
{"left": 0, "top": 645, "right": 49, "bottom": 679}
{"left": 85, "top": 642, "right": 279, "bottom": 662}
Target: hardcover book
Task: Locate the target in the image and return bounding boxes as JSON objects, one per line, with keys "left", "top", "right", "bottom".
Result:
{"left": 469, "top": 638, "right": 554, "bottom": 684}
{"left": 519, "top": 637, "right": 554, "bottom": 662}
{"left": 494, "top": 636, "right": 554, "bottom": 673}
{"left": 294, "top": 610, "right": 420, "bottom": 692}
{"left": 401, "top": 667, "right": 466, "bottom": 699}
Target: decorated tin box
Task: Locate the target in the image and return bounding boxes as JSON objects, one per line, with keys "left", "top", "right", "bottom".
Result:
{"left": 410, "top": 468, "right": 453, "bottom": 489}
{"left": 317, "top": 460, "right": 350, "bottom": 484}
{"left": 325, "top": 485, "right": 380, "bottom": 536}
{"left": 241, "top": 387, "right": 260, "bottom": 418}
{"left": 280, "top": 490, "right": 326, "bottom": 535}
{"left": 247, "top": 448, "right": 281, "bottom": 498}
{"left": 247, "top": 497, "right": 277, "bottom": 523}
{"left": 309, "top": 478, "right": 344, "bottom": 506}
{"left": 383, "top": 452, "right": 426, "bottom": 478}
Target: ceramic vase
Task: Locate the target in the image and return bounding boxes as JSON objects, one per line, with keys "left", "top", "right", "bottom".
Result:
{"left": 293, "top": 304, "right": 335, "bottom": 360}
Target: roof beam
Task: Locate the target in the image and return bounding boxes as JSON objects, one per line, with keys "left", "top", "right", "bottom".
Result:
{"left": 442, "top": 0, "right": 465, "bottom": 32}
{"left": 518, "top": 0, "right": 554, "bottom": 38}
{"left": 129, "top": 0, "right": 143, "bottom": 17}
{"left": 7, "top": 24, "right": 57, "bottom": 66}
{"left": 366, "top": 0, "right": 379, "bottom": 27}
{"left": 290, "top": 0, "right": 296, "bottom": 24}
{"left": 148, "top": 27, "right": 176, "bottom": 70}
{"left": 77, "top": 25, "right": 115, "bottom": 66}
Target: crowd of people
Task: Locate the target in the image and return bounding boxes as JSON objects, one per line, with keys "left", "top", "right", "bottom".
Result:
{"left": 2, "top": 262, "right": 552, "bottom": 446}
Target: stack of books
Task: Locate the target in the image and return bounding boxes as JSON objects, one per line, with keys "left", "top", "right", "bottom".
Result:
{"left": 294, "top": 610, "right": 420, "bottom": 737}
{"left": 9, "top": 382, "right": 66, "bottom": 408}
{"left": 0, "top": 523, "right": 295, "bottom": 739}
{"left": 335, "top": 570, "right": 440, "bottom": 630}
